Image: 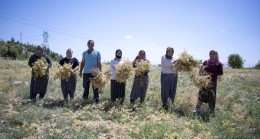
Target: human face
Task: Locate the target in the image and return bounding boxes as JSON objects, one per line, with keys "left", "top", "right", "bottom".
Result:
{"left": 66, "top": 49, "right": 72, "bottom": 59}
{"left": 87, "top": 41, "right": 94, "bottom": 50}
{"left": 139, "top": 51, "right": 145, "bottom": 59}
{"left": 210, "top": 52, "right": 217, "bottom": 60}
{"left": 116, "top": 50, "right": 122, "bottom": 57}
{"left": 167, "top": 49, "right": 174, "bottom": 57}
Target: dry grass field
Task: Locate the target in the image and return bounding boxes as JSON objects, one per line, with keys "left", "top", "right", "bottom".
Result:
{"left": 0, "top": 59, "right": 259, "bottom": 138}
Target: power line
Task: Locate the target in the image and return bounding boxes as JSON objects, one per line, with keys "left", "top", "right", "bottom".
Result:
{"left": 0, "top": 12, "right": 116, "bottom": 43}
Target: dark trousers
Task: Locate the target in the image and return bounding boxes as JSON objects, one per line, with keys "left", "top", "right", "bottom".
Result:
{"left": 196, "top": 81, "right": 217, "bottom": 111}
{"left": 30, "top": 75, "right": 49, "bottom": 100}
{"left": 111, "top": 80, "right": 125, "bottom": 103}
{"left": 83, "top": 73, "right": 99, "bottom": 99}
{"left": 61, "top": 76, "right": 76, "bottom": 100}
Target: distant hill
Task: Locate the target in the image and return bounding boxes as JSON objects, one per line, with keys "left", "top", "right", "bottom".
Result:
{"left": 0, "top": 38, "right": 62, "bottom": 61}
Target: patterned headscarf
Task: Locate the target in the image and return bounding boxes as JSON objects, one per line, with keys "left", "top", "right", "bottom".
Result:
{"left": 134, "top": 50, "right": 146, "bottom": 62}
{"left": 208, "top": 50, "right": 220, "bottom": 65}
{"left": 165, "top": 47, "right": 174, "bottom": 59}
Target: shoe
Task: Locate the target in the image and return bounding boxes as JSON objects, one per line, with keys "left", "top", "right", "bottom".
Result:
{"left": 31, "top": 98, "right": 36, "bottom": 104}
{"left": 192, "top": 108, "right": 201, "bottom": 113}
{"left": 95, "top": 98, "right": 99, "bottom": 103}
{"left": 162, "top": 104, "right": 168, "bottom": 110}
{"left": 70, "top": 98, "right": 74, "bottom": 101}
{"left": 130, "top": 99, "right": 135, "bottom": 104}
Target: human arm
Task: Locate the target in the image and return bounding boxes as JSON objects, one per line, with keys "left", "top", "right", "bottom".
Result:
{"left": 79, "top": 54, "right": 85, "bottom": 78}
{"left": 45, "top": 56, "right": 52, "bottom": 69}
{"left": 97, "top": 58, "right": 102, "bottom": 72}
{"left": 28, "top": 55, "right": 35, "bottom": 68}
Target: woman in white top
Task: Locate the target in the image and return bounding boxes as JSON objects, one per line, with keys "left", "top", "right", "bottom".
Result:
{"left": 110, "top": 49, "right": 125, "bottom": 104}
{"left": 161, "top": 47, "right": 178, "bottom": 110}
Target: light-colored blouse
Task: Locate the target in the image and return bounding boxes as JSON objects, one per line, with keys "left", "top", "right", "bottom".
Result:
{"left": 161, "top": 56, "right": 176, "bottom": 74}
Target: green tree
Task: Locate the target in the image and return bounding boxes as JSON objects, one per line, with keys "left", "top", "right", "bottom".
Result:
{"left": 254, "top": 60, "right": 260, "bottom": 69}
{"left": 227, "top": 54, "right": 244, "bottom": 69}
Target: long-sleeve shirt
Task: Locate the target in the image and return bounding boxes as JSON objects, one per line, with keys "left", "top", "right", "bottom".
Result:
{"left": 203, "top": 60, "right": 223, "bottom": 82}
{"left": 110, "top": 58, "right": 124, "bottom": 80}
{"left": 28, "top": 54, "right": 52, "bottom": 70}
{"left": 161, "top": 56, "right": 176, "bottom": 74}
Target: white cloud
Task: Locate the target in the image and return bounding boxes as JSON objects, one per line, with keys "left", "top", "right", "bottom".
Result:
{"left": 124, "top": 35, "right": 133, "bottom": 39}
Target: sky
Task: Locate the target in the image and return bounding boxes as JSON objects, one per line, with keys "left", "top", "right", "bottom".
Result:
{"left": 0, "top": 0, "right": 259, "bottom": 67}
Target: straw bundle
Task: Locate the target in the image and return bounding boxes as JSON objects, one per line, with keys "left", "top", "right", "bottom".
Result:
{"left": 135, "top": 60, "right": 151, "bottom": 76}
{"left": 89, "top": 68, "right": 106, "bottom": 89}
{"left": 32, "top": 60, "right": 48, "bottom": 79}
{"left": 54, "top": 63, "right": 73, "bottom": 81}
{"left": 115, "top": 60, "right": 133, "bottom": 83}
{"left": 104, "top": 68, "right": 112, "bottom": 81}
{"left": 175, "top": 51, "right": 198, "bottom": 72}
{"left": 190, "top": 69, "right": 212, "bottom": 89}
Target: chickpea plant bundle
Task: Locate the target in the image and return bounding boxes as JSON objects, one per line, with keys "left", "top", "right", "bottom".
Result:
{"left": 32, "top": 60, "right": 48, "bottom": 79}
{"left": 89, "top": 68, "right": 107, "bottom": 89}
{"left": 54, "top": 63, "right": 73, "bottom": 81}
{"left": 190, "top": 69, "right": 212, "bottom": 89}
{"left": 115, "top": 60, "right": 133, "bottom": 83}
{"left": 104, "top": 68, "right": 112, "bottom": 81}
{"left": 135, "top": 60, "right": 151, "bottom": 76}
{"left": 175, "top": 51, "right": 198, "bottom": 72}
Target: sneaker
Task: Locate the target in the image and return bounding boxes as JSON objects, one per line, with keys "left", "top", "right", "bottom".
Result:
{"left": 192, "top": 108, "right": 201, "bottom": 113}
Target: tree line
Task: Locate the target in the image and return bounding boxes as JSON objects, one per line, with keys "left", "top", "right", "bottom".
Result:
{"left": 0, "top": 38, "right": 62, "bottom": 61}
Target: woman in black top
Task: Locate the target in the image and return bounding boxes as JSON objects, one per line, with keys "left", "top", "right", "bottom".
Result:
{"left": 59, "top": 49, "right": 79, "bottom": 101}
{"left": 28, "top": 46, "right": 52, "bottom": 103}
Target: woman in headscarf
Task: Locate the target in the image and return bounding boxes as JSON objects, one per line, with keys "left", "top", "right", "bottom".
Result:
{"left": 193, "top": 50, "right": 223, "bottom": 115}
{"left": 130, "top": 50, "right": 150, "bottom": 104}
{"left": 161, "top": 47, "right": 178, "bottom": 110}
{"left": 28, "top": 45, "right": 52, "bottom": 103}
{"left": 110, "top": 49, "right": 125, "bottom": 104}
{"left": 59, "top": 48, "right": 79, "bottom": 101}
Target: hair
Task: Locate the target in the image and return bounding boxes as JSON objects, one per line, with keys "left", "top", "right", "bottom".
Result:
{"left": 88, "top": 40, "right": 94, "bottom": 44}
{"left": 67, "top": 48, "right": 73, "bottom": 53}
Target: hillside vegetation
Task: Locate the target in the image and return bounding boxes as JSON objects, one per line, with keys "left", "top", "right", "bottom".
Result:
{"left": 0, "top": 59, "right": 259, "bottom": 138}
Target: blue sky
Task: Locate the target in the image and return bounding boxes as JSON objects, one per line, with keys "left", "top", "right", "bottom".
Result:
{"left": 0, "top": 0, "right": 259, "bottom": 67}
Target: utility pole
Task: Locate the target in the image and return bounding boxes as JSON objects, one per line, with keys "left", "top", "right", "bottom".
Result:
{"left": 43, "top": 30, "right": 49, "bottom": 49}
{"left": 20, "top": 32, "right": 22, "bottom": 43}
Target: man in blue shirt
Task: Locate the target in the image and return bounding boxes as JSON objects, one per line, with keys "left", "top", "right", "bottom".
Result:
{"left": 79, "top": 40, "right": 102, "bottom": 103}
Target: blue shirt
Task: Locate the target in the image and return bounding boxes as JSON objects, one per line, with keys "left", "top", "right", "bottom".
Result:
{"left": 83, "top": 50, "right": 101, "bottom": 73}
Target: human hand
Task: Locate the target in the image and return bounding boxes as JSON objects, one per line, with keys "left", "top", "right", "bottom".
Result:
{"left": 79, "top": 71, "right": 82, "bottom": 78}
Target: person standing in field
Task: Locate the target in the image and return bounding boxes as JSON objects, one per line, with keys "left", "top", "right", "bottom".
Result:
{"left": 79, "top": 40, "right": 102, "bottom": 103}
{"left": 160, "top": 47, "right": 178, "bottom": 110}
{"left": 28, "top": 45, "right": 52, "bottom": 103}
{"left": 59, "top": 48, "right": 79, "bottom": 101}
{"left": 110, "top": 49, "right": 126, "bottom": 104}
{"left": 130, "top": 50, "right": 150, "bottom": 104}
{"left": 193, "top": 50, "right": 223, "bottom": 115}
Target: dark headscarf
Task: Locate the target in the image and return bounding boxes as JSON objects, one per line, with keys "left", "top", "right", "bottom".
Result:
{"left": 165, "top": 47, "right": 174, "bottom": 59}
{"left": 35, "top": 45, "right": 45, "bottom": 56}
{"left": 115, "top": 49, "right": 122, "bottom": 59}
